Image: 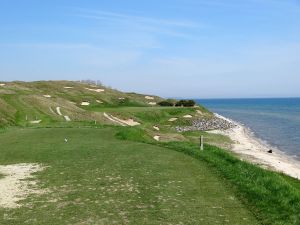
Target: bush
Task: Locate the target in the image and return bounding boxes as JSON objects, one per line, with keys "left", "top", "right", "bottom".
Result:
{"left": 158, "top": 101, "right": 174, "bottom": 107}
{"left": 175, "top": 100, "right": 196, "bottom": 107}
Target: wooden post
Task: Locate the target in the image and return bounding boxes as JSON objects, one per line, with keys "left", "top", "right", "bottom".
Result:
{"left": 200, "top": 135, "right": 204, "bottom": 151}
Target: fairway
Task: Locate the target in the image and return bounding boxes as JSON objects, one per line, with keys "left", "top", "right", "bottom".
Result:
{"left": 0, "top": 128, "right": 259, "bottom": 224}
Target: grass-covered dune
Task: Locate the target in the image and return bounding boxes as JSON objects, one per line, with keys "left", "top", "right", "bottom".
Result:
{"left": 0, "top": 81, "right": 299, "bottom": 225}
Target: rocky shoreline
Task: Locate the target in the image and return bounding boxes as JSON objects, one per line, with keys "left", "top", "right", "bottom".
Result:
{"left": 176, "top": 116, "right": 236, "bottom": 132}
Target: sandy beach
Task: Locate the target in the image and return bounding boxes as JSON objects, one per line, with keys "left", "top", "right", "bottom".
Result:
{"left": 209, "top": 114, "right": 300, "bottom": 180}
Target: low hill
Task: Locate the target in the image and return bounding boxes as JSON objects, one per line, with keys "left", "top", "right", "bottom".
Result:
{"left": 0, "top": 80, "right": 165, "bottom": 127}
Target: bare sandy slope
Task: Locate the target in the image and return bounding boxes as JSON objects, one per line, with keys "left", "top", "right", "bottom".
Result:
{"left": 0, "top": 163, "right": 44, "bottom": 208}
{"left": 209, "top": 114, "right": 300, "bottom": 179}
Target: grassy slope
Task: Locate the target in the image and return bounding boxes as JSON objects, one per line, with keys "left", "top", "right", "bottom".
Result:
{"left": 0, "top": 128, "right": 259, "bottom": 225}
{"left": 117, "top": 127, "right": 300, "bottom": 225}
{"left": 0, "top": 81, "right": 299, "bottom": 224}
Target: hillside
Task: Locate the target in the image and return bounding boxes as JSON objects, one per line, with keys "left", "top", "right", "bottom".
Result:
{"left": 0, "top": 81, "right": 299, "bottom": 225}
{"left": 0, "top": 81, "right": 221, "bottom": 145}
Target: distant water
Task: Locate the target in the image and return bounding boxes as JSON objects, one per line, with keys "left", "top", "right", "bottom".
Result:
{"left": 197, "top": 98, "right": 300, "bottom": 160}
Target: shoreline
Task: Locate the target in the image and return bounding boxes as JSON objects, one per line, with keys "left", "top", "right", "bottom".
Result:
{"left": 209, "top": 113, "right": 300, "bottom": 180}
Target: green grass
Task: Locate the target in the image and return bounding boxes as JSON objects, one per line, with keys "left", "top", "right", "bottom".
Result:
{"left": 116, "top": 127, "right": 300, "bottom": 225}
{"left": 0, "top": 127, "right": 259, "bottom": 225}
{"left": 1, "top": 80, "right": 300, "bottom": 225}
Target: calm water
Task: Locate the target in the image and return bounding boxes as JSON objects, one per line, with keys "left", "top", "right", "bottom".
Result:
{"left": 197, "top": 98, "right": 300, "bottom": 160}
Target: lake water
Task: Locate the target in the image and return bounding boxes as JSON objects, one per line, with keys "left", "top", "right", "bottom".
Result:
{"left": 197, "top": 98, "right": 300, "bottom": 160}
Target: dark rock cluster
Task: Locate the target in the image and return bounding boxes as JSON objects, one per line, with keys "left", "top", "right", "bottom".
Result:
{"left": 176, "top": 117, "right": 236, "bottom": 132}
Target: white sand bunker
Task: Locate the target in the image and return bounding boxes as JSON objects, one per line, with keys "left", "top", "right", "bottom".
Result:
{"left": 64, "top": 86, "right": 73, "bottom": 89}
{"left": 0, "top": 84, "right": 6, "bottom": 87}
{"left": 56, "top": 107, "right": 71, "bottom": 122}
{"left": 0, "top": 163, "right": 44, "bottom": 208}
{"left": 64, "top": 116, "right": 71, "bottom": 122}
{"left": 153, "top": 136, "right": 160, "bottom": 141}
{"left": 148, "top": 102, "right": 157, "bottom": 105}
{"left": 85, "top": 88, "right": 105, "bottom": 93}
{"left": 168, "top": 118, "right": 178, "bottom": 122}
{"left": 183, "top": 115, "right": 193, "bottom": 118}
{"left": 43, "top": 95, "right": 51, "bottom": 98}
{"left": 153, "top": 126, "right": 160, "bottom": 131}
{"left": 30, "top": 120, "right": 42, "bottom": 124}
{"left": 56, "top": 107, "right": 62, "bottom": 116}
{"left": 103, "top": 113, "right": 140, "bottom": 126}
{"left": 96, "top": 100, "right": 103, "bottom": 104}
{"left": 81, "top": 101, "right": 90, "bottom": 106}
{"left": 145, "top": 96, "right": 154, "bottom": 100}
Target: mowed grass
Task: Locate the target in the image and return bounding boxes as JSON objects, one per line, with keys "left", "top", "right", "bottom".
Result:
{"left": 0, "top": 128, "right": 259, "bottom": 225}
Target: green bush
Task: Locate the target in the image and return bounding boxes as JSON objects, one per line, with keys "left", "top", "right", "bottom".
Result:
{"left": 175, "top": 100, "right": 196, "bottom": 107}
{"left": 157, "top": 101, "right": 174, "bottom": 107}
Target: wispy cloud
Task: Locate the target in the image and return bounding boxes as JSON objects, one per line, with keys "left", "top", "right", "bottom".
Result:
{"left": 75, "top": 9, "right": 200, "bottom": 28}
{"left": 0, "top": 43, "right": 92, "bottom": 49}
{"left": 71, "top": 8, "right": 204, "bottom": 42}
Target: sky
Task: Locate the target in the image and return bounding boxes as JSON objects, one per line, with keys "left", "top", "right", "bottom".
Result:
{"left": 0, "top": 0, "right": 300, "bottom": 98}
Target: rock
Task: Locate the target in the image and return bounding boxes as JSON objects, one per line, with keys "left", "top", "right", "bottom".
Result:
{"left": 268, "top": 150, "right": 273, "bottom": 154}
{"left": 175, "top": 117, "right": 236, "bottom": 132}
{"left": 148, "top": 102, "right": 157, "bottom": 105}
{"left": 168, "top": 118, "right": 178, "bottom": 122}
{"left": 183, "top": 115, "right": 193, "bottom": 118}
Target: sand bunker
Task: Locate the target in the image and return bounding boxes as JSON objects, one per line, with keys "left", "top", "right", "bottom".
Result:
{"left": 183, "top": 115, "right": 193, "bottom": 118}
{"left": 81, "top": 101, "right": 90, "bottom": 106}
{"left": 153, "top": 136, "right": 160, "bottom": 141}
{"left": 64, "top": 87, "right": 73, "bottom": 89}
{"left": 56, "top": 107, "right": 62, "bottom": 116}
{"left": 153, "top": 126, "right": 160, "bottom": 131}
{"left": 148, "top": 102, "right": 157, "bottom": 105}
{"left": 145, "top": 96, "right": 154, "bottom": 100}
{"left": 64, "top": 116, "right": 71, "bottom": 122}
{"left": 43, "top": 95, "right": 51, "bottom": 98}
{"left": 168, "top": 118, "right": 178, "bottom": 122}
{"left": 103, "top": 113, "right": 140, "bottom": 126}
{"left": 0, "top": 163, "right": 44, "bottom": 208}
{"left": 96, "top": 100, "right": 103, "bottom": 104}
{"left": 85, "top": 88, "right": 105, "bottom": 93}
{"left": 30, "top": 120, "right": 42, "bottom": 124}
{"left": 0, "top": 84, "right": 6, "bottom": 87}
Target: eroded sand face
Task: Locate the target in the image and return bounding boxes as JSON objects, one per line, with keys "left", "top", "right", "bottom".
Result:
{"left": 0, "top": 163, "right": 44, "bottom": 208}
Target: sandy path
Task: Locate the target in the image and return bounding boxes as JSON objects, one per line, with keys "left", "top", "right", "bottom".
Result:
{"left": 209, "top": 114, "right": 300, "bottom": 179}
{"left": 0, "top": 163, "right": 44, "bottom": 208}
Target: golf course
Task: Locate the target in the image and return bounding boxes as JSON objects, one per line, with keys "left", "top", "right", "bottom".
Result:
{"left": 0, "top": 81, "right": 299, "bottom": 225}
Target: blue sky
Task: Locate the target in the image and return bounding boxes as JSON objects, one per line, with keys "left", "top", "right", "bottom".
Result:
{"left": 0, "top": 0, "right": 300, "bottom": 98}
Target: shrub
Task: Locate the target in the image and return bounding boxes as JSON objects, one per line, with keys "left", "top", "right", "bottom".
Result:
{"left": 175, "top": 100, "right": 196, "bottom": 107}
{"left": 158, "top": 101, "right": 174, "bottom": 107}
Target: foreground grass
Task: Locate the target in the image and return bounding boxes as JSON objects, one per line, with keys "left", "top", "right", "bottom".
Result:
{"left": 116, "top": 127, "right": 300, "bottom": 225}
{"left": 0, "top": 127, "right": 259, "bottom": 225}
